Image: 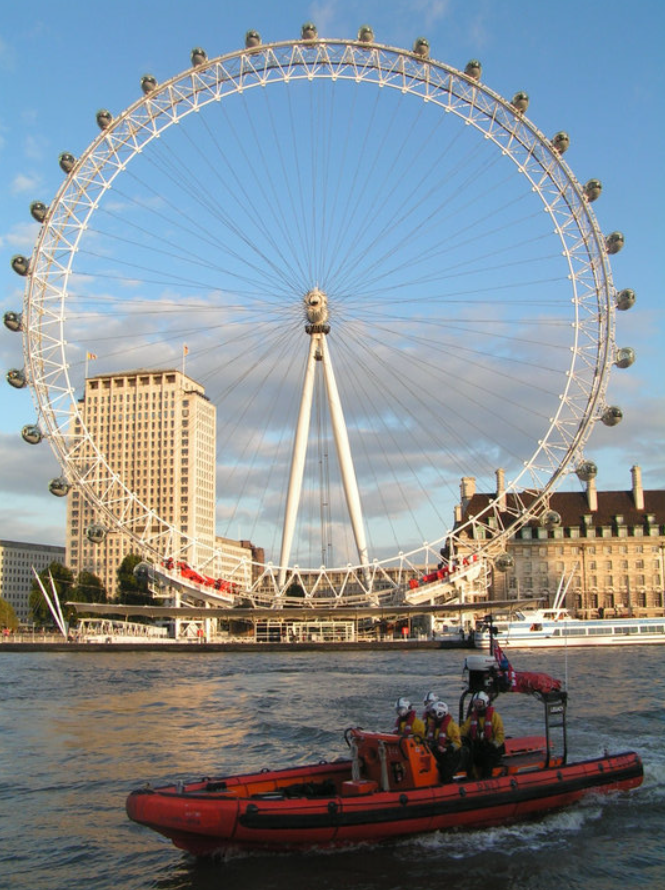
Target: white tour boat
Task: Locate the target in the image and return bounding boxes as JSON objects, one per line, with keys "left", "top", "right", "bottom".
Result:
{"left": 475, "top": 569, "right": 665, "bottom": 648}
{"left": 475, "top": 609, "right": 665, "bottom": 649}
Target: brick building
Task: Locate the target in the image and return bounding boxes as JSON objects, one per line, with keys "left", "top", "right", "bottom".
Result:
{"left": 456, "top": 466, "right": 665, "bottom": 617}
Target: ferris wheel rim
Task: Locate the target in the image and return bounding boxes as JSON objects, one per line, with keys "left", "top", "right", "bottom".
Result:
{"left": 19, "top": 35, "right": 618, "bottom": 597}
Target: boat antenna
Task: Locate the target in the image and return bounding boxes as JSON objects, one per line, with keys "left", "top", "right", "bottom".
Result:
{"left": 559, "top": 563, "right": 578, "bottom": 691}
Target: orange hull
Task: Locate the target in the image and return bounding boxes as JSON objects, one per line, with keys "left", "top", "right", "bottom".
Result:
{"left": 126, "top": 732, "right": 643, "bottom": 855}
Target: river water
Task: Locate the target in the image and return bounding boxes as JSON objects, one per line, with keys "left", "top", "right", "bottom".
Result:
{"left": 1, "top": 647, "right": 663, "bottom": 890}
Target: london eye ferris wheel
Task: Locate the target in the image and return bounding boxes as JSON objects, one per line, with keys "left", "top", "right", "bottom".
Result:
{"left": 5, "top": 24, "right": 636, "bottom": 606}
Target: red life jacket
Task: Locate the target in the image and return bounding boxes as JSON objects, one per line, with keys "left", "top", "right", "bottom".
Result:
{"left": 395, "top": 710, "right": 417, "bottom": 733}
{"left": 429, "top": 714, "right": 452, "bottom": 747}
{"left": 469, "top": 707, "right": 495, "bottom": 742}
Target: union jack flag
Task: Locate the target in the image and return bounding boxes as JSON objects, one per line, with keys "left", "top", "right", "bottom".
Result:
{"left": 493, "top": 640, "right": 517, "bottom": 690}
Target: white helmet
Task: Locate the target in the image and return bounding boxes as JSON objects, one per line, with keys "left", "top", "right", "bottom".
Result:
{"left": 473, "top": 691, "right": 490, "bottom": 710}
{"left": 423, "top": 690, "right": 439, "bottom": 707}
{"left": 395, "top": 696, "right": 411, "bottom": 717}
{"left": 430, "top": 701, "right": 449, "bottom": 720}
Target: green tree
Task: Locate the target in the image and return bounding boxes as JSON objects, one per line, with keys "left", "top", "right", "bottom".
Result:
{"left": 0, "top": 598, "right": 19, "bottom": 631}
{"left": 29, "top": 562, "right": 76, "bottom": 627}
{"left": 71, "top": 570, "right": 107, "bottom": 604}
{"left": 285, "top": 581, "right": 306, "bottom": 605}
{"left": 116, "top": 553, "right": 153, "bottom": 605}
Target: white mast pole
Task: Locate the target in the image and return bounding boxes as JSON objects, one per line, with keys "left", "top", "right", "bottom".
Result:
{"left": 278, "top": 334, "right": 319, "bottom": 587}
{"left": 319, "top": 335, "right": 369, "bottom": 575}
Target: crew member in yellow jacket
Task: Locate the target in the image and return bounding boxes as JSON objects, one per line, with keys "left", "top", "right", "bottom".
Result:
{"left": 460, "top": 691, "right": 505, "bottom": 778}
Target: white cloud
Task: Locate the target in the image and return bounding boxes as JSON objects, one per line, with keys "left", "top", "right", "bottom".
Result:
{"left": 0, "top": 430, "right": 66, "bottom": 545}
{"left": 0, "top": 33, "right": 14, "bottom": 70}
{"left": 411, "top": 0, "right": 453, "bottom": 29}
{"left": 2, "top": 219, "right": 40, "bottom": 250}
{"left": 24, "top": 134, "right": 46, "bottom": 162}
{"left": 10, "top": 172, "right": 41, "bottom": 195}
{"left": 307, "top": 0, "right": 340, "bottom": 36}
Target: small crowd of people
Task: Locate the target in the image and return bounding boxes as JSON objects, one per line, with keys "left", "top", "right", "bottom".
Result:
{"left": 393, "top": 688, "right": 505, "bottom": 781}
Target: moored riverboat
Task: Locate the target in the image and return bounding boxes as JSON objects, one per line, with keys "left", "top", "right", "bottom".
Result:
{"left": 474, "top": 609, "right": 665, "bottom": 649}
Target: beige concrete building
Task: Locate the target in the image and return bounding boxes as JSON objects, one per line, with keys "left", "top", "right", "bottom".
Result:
{"left": 457, "top": 466, "right": 665, "bottom": 617}
{"left": 66, "top": 369, "right": 217, "bottom": 596}
{"left": 0, "top": 539, "right": 66, "bottom": 624}
{"left": 213, "top": 535, "right": 262, "bottom": 592}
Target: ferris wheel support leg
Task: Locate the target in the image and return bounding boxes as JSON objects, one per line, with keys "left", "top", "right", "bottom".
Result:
{"left": 278, "top": 335, "right": 320, "bottom": 587}
{"left": 319, "top": 337, "right": 370, "bottom": 583}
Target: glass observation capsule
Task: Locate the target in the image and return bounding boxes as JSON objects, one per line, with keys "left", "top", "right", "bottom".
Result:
{"left": 605, "top": 231, "right": 625, "bottom": 254}
{"left": 59, "top": 152, "right": 76, "bottom": 173}
{"left": 21, "top": 424, "right": 43, "bottom": 445}
{"left": 96, "top": 109, "right": 113, "bottom": 130}
{"left": 357, "top": 25, "right": 374, "bottom": 43}
{"left": 133, "top": 561, "right": 153, "bottom": 582}
{"left": 602, "top": 406, "right": 623, "bottom": 426}
{"left": 552, "top": 131, "right": 570, "bottom": 153}
{"left": 30, "top": 201, "right": 48, "bottom": 223}
{"left": 511, "top": 91, "right": 529, "bottom": 112}
{"left": 413, "top": 37, "right": 430, "bottom": 58}
{"left": 49, "top": 477, "right": 71, "bottom": 497}
{"left": 465, "top": 59, "right": 482, "bottom": 79}
{"left": 3, "top": 310, "right": 22, "bottom": 332}
{"left": 11, "top": 255, "right": 29, "bottom": 276}
{"left": 616, "top": 288, "right": 636, "bottom": 311}
{"left": 575, "top": 460, "right": 598, "bottom": 482}
{"left": 615, "top": 347, "right": 635, "bottom": 369}
{"left": 7, "top": 368, "right": 27, "bottom": 388}
{"left": 141, "top": 74, "right": 158, "bottom": 94}
{"left": 86, "top": 524, "right": 107, "bottom": 544}
{"left": 245, "top": 30, "right": 261, "bottom": 49}
{"left": 494, "top": 553, "right": 514, "bottom": 572}
{"left": 301, "top": 22, "right": 318, "bottom": 41}
{"left": 584, "top": 179, "right": 602, "bottom": 202}
{"left": 541, "top": 510, "right": 562, "bottom": 528}
{"left": 190, "top": 47, "right": 207, "bottom": 66}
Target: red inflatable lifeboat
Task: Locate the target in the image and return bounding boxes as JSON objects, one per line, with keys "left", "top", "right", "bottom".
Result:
{"left": 126, "top": 649, "right": 643, "bottom": 855}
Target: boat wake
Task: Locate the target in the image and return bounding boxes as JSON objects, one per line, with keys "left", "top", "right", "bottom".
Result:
{"left": 409, "top": 803, "right": 604, "bottom": 858}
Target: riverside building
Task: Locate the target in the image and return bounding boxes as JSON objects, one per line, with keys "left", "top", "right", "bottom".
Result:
{"left": 66, "top": 369, "right": 217, "bottom": 596}
{"left": 0, "top": 539, "right": 66, "bottom": 624}
{"left": 456, "top": 466, "right": 665, "bottom": 617}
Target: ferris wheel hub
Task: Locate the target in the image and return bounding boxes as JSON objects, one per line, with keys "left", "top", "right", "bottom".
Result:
{"left": 304, "top": 288, "right": 329, "bottom": 331}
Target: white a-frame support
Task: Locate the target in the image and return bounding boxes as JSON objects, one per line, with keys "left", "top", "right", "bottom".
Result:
{"left": 32, "top": 567, "right": 68, "bottom": 638}
{"left": 278, "top": 292, "right": 369, "bottom": 587}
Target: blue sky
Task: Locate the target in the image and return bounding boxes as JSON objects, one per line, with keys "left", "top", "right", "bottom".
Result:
{"left": 0, "top": 0, "right": 663, "bottom": 557}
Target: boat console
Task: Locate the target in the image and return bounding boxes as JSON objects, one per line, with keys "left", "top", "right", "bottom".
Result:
{"left": 346, "top": 729, "right": 439, "bottom": 792}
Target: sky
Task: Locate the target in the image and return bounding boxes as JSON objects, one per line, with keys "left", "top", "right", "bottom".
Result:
{"left": 0, "top": 0, "right": 663, "bottom": 562}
